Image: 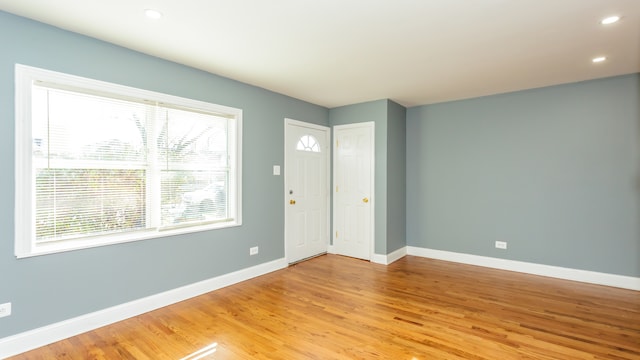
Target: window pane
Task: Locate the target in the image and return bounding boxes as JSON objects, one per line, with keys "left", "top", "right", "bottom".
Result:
{"left": 296, "top": 135, "right": 320, "bottom": 152}
{"left": 161, "top": 171, "right": 228, "bottom": 226}
{"left": 35, "top": 168, "right": 146, "bottom": 242}
{"left": 33, "top": 85, "right": 146, "bottom": 165}
{"left": 159, "top": 108, "right": 228, "bottom": 167}
{"left": 158, "top": 108, "right": 231, "bottom": 227}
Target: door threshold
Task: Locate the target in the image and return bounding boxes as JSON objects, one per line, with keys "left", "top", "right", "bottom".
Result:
{"left": 288, "top": 252, "right": 327, "bottom": 266}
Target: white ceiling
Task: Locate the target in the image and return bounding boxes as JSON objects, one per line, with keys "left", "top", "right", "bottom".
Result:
{"left": 0, "top": 0, "right": 638, "bottom": 108}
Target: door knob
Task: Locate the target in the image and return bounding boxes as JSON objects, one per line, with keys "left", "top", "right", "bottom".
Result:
{"left": 362, "top": 197, "right": 369, "bottom": 203}
{"left": 290, "top": 199, "right": 296, "bottom": 205}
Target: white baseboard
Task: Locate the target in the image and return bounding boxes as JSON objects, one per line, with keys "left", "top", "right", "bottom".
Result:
{"left": 407, "top": 246, "right": 640, "bottom": 291}
{"left": 329, "top": 244, "right": 406, "bottom": 265}
{"left": 371, "top": 247, "right": 407, "bottom": 265}
{"left": 0, "top": 258, "right": 288, "bottom": 359}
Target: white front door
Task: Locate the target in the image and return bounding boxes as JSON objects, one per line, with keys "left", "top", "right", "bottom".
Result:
{"left": 285, "top": 119, "right": 330, "bottom": 263}
{"left": 333, "top": 122, "right": 374, "bottom": 260}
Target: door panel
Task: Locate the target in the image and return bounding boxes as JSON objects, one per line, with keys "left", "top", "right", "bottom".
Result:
{"left": 333, "top": 123, "right": 374, "bottom": 260}
{"left": 285, "top": 119, "right": 329, "bottom": 263}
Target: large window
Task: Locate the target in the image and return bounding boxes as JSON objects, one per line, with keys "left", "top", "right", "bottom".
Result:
{"left": 15, "top": 65, "right": 242, "bottom": 257}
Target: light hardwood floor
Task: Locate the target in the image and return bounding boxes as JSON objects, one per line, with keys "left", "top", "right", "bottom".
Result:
{"left": 9, "top": 255, "right": 640, "bottom": 359}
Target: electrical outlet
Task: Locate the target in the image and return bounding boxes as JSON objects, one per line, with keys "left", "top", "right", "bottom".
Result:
{"left": 495, "top": 241, "right": 507, "bottom": 250}
{"left": 0, "top": 302, "right": 11, "bottom": 318}
{"left": 249, "top": 246, "right": 259, "bottom": 255}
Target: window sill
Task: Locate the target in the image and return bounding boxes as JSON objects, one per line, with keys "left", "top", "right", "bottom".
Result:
{"left": 15, "top": 220, "right": 242, "bottom": 259}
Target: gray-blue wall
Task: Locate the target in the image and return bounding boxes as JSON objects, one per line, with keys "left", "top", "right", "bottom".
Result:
{"left": 386, "top": 101, "right": 407, "bottom": 254}
{"left": 0, "top": 11, "right": 328, "bottom": 338}
{"left": 407, "top": 74, "right": 640, "bottom": 277}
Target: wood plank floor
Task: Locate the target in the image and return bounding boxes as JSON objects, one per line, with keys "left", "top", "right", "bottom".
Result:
{"left": 9, "top": 255, "right": 640, "bottom": 359}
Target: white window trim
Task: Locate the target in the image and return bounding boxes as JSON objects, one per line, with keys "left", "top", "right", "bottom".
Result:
{"left": 14, "top": 64, "right": 243, "bottom": 258}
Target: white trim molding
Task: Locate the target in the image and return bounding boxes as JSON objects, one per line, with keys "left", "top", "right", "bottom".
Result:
{"left": 407, "top": 246, "right": 640, "bottom": 291}
{"left": 0, "top": 258, "right": 287, "bottom": 359}
{"left": 371, "top": 247, "right": 407, "bottom": 265}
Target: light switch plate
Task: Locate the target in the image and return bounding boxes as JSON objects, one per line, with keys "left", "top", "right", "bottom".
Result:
{"left": 273, "top": 165, "right": 280, "bottom": 175}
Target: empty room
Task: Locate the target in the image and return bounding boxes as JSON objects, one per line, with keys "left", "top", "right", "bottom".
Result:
{"left": 0, "top": 0, "right": 638, "bottom": 359}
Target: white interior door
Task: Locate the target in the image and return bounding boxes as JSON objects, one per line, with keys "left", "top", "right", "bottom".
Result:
{"left": 333, "top": 122, "right": 374, "bottom": 260}
{"left": 285, "top": 119, "right": 329, "bottom": 263}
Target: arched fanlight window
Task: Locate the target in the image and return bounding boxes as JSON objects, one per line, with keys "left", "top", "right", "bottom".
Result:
{"left": 296, "top": 135, "right": 320, "bottom": 152}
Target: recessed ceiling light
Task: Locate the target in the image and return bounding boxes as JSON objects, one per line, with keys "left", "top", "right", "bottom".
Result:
{"left": 592, "top": 56, "right": 607, "bottom": 63}
{"left": 600, "top": 15, "right": 620, "bottom": 25}
{"left": 144, "top": 9, "right": 163, "bottom": 19}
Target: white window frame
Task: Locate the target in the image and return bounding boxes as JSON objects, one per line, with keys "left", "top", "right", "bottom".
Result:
{"left": 14, "top": 64, "right": 243, "bottom": 258}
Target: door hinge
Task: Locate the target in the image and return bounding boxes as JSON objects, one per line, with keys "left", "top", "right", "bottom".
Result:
{"left": 336, "top": 140, "right": 339, "bottom": 148}
{"left": 336, "top": 185, "right": 339, "bottom": 192}
{"left": 336, "top": 231, "right": 338, "bottom": 238}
